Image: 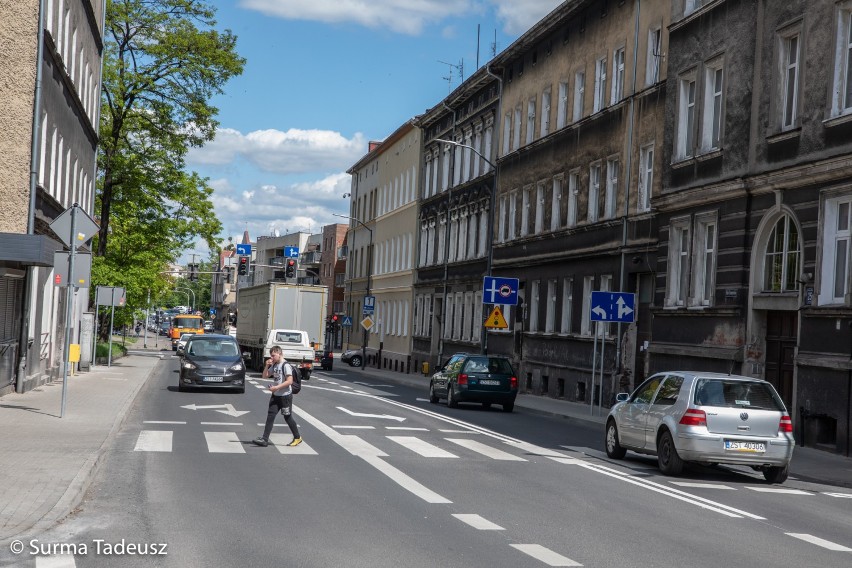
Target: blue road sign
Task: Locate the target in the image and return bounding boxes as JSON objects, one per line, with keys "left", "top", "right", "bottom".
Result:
{"left": 284, "top": 246, "right": 300, "bottom": 258}
{"left": 363, "top": 295, "right": 375, "bottom": 315}
{"left": 590, "top": 291, "right": 636, "bottom": 323}
{"left": 341, "top": 316, "right": 353, "bottom": 327}
{"left": 210, "top": 308, "right": 216, "bottom": 315}
{"left": 483, "top": 276, "right": 519, "bottom": 306}
{"left": 236, "top": 243, "right": 251, "bottom": 255}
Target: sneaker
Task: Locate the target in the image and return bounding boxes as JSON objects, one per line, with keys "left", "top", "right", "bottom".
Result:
{"left": 252, "top": 437, "right": 269, "bottom": 447}
{"left": 287, "top": 437, "right": 303, "bottom": 447}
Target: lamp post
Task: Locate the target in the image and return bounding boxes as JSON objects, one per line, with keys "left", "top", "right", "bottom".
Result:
{"left": 334, "top": 213, "right": 373, "bottom": 369}
{"left": 433, "top": 139, "right": 498, "bottom": 355}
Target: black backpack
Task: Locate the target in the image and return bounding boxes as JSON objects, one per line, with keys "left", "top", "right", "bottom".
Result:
{"left": 285, "top": 363, "right": 302, "bottom": 394}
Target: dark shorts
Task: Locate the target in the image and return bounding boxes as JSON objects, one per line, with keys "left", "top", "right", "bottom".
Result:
{"left": 270, "top": 394, "right": 293, "bottom": 416}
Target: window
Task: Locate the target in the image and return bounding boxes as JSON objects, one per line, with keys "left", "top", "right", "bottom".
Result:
{"left": 588, "top": 163, "right": 601, "bottom": 222}
{"left": 780, "top": 32, "right": 800, "bottom": 130}
{"left": 530, "top": 280, "right": 540, "bottom": 332}
{"left": 763, "top": 214, "right": 800, "bottom": 292}
{"left": 702, "top": 62, "right": 724, "bottom": 151}
{"left": 513, "top": 106, "right": 522, "bottom": 150}
{"left": 557, "top": 82, "right": 569, "bottom": 128}
{"left": 581, "top": 276, "right": 594, "bottom": 335}
{"left": 483, "top": 123, "right": 493, "bottom": 173}
{"left": 667, "top": 218, "right": 691, "bottom": 306}
{"left": 638, "top": 144, "right": 654, "bottom": 212}
{"left": 821, "top": 196, "right": 852, "bottom": 304}
{"left": 535, "top": 183, "right": 545, "bottom": 234}
{"left": 676, "top": 75, "right": 696, "bottom": 159}
{"left": 526, "top": 98, "right": 536, "bottom": 144}
{"left": 551, "top": 176, "right": 563, "bottom": 231}
{"left": 541, "top": 89, "right": 551, "bottom": 136}
{"left": 611, "top": 47, "right": 625, "bottom": 104}
{"left": 605, "top": 158, "right": 619, "bottom": 219}
{"left": 502, "top": 112, "right": 512, "bottom": 155}
{"left": 573, "top": 70, "right": 585, "bottom": 121}
{"left": 509, "top": 191, "right": 518, "bottom": 239}
{"left": 473, "top": 128, "right": 482, "bottom": 178}
{"left": 560, "top": 277, "right": 573, "bottom": 334}
{"left": 647, "top": 27, "right": 662, "bottom": 86}
{"left": 594, "top": 57, "right": 607, "bottom": 113}
{"left": 441, "top": 145, "right": 451, "bottom": 190}
{"left": 567, "top": 170, "right": 579, "bottom": 227}
{"left": 694, "top": 214, "right": 717, "bottom": 306}
{"left": 521, "top": 187, "right": 531, "bottom": 236}
{"left": 685, "top": 0, "right": 708, "bottom": 16}
{"left": 499, "top": 196, "right": 508, "bottom": 242}
{"left": 545, "top": 279, "right": 557, "bottom": 333}
{"left": 831, "top": 5, "right": 852, "bottom": 117}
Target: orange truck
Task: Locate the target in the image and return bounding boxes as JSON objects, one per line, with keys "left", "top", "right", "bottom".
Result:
{"left": 169, "top": 314, "right": 204, "bottom": 350}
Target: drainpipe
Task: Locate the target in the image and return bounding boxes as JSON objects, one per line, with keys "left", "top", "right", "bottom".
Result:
{"left": 482, "top": 64, "right": 503, "bottom": 355}
{"left": 614, "top": 0, "right": 642, "bottom": 393}
{"left": 436, "top": 102, "right": 457, "bottom": 367}
{"left": 17, "top": 0, "right": 47, "bottom": 393}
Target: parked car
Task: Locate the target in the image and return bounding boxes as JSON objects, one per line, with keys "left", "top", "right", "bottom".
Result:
{"left": 175, "top": 333, "right": 194, "bottom": 356}
{"left": 429, "top": 353, "right": 518, "bottom": 412}
{"left": 605, "top": 372, "right": 794, "bottom": 483}
{"left": 178, "top": 334, "right": 247, "bottom": 393}
{"left": 341, "top": 349, "right": 362, "bottom": 367}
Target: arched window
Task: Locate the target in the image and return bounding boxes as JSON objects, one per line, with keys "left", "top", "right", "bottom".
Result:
{"left": 763, "top": 215, "right": 800, "bottom": 292}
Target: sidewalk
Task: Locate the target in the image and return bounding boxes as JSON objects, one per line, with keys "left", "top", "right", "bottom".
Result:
{"left": 0, "top": 346, "right": 163, "bottom": 545}
{"left": 338, "top": 359, "right": 852, "bottom": 489}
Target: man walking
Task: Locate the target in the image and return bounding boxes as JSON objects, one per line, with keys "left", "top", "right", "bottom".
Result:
{"left": 253, "top": 345, "right": 302, "bottom": 447}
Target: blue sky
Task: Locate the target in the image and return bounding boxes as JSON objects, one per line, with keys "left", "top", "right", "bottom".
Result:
{"left": 183, "top": 0, "right": 563, "bottom": 262}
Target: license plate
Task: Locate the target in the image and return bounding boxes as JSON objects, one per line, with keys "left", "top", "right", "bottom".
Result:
{"left": 203, "top": 376, "right": 224, "bottom": 382}
{"left": 724, "top": 440, "right": 766, "bottom": 453}
{"left": 479, "top": 379, "right": 500, "bottom": 385}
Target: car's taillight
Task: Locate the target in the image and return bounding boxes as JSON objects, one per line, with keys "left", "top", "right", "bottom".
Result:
{"left": 679, "top": 409, "right": 707, "bottom": 427}
{"left": 779, "top": 414, "right": 793, "bottom": 433}
{"left": 458, "top": 373, "right": 468, "bottom": 385}
{"left": 510, "top": 376, "right": 518, "bottom": 389}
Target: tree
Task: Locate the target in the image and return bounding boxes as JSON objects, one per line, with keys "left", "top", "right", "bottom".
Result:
{"left": 96, "top": 0, "right": 245, "bottom": 258}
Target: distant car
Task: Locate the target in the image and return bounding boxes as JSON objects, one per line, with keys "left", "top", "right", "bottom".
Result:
{"left": 203, "top": 320, "right": 213, "bottom": 332}
{"left": 176, "top": 333, "right": 194, "bottom": 356}
{"left": 429, "top": 354, "right": 518, "bottom": 412}
{"left": 341, "top": 349, "right": 362, "bottom": 367}
{"left": 605, "top": 372, "right": 794, "bottom": 483}
{"left": 319, "top": 350, "right": 333, "bottom": 371}
{"left": 178, "top": 334, "right": 247, "bottom": 393}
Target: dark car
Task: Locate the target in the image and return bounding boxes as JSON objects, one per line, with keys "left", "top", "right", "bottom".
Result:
{"left": 178, "top": 334, "right": 247, "bottom": 393}
{"left": 429, "top": 354, "right": 518, "bottom": 412}
{"left": 318, "top": 350, "right": 333, "bottom": 371}
{"left": 341, "top": 349, "right": 362, "bottom": 367}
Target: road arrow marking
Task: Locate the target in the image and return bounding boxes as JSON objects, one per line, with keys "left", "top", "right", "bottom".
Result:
{"left": 336, "top": 406, "right": 405, "bottom": 422}
{"left": 181, "top": 403, "right": 251, "bottom": 417}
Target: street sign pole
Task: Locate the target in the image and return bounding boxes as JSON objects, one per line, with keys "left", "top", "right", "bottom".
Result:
{"left": 590, "top": 321, "right": 599, "bottom": 414}
{"left": 108, "top": 288, "right": 116, "bottom": 367}
{"left": 599, "top": 322, "right": 606, "bottom": 415}
{"left": 60, "top": 205, "right": 79, "bottom": 418}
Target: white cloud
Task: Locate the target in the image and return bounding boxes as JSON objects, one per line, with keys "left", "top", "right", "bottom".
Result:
{"left": 187, "top": 127, "right": 368, "bottom": 175}
{"left": 489, "top": 0, "right": 563, "bottom": 36}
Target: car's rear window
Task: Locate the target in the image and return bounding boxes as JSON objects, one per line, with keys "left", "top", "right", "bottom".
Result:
{"left": 693, "top": 379, "right": 785, "bottom": 411}
{"left": 274, "top": 332, "right": 303, "bottom": 343}
{"left": 173, "top": 317, "right": 201, "bottom": 328}
{"left": 463, "top": 357, "right": 513, "bottom": 374}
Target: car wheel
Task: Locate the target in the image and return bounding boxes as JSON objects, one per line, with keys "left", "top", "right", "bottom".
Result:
{"left": 429, "top": 382, "right": 439, "bottom": 404}
{"left": 657, "top": 430, "right": 684, "bottom": 476}
{"left": 763, "top": 464, "right": 789, "bottom": 484}
{"left": 447, "top": 384, "right": 459, "bottom": 408}
{"left": 605, "top": 420, "right": 627, "bottom": 459}
{"left": 350, "top": 355, "right": 362, "bottom": 367}
{"left": 501, "top": 401, "right": 514, "bottom": 413}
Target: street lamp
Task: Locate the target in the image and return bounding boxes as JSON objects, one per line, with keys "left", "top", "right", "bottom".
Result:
{"left": 334, "top": 212, "right": 373, "bottom": 369}
{"left": 433, "top": 138, "right": 498, "bottom": 355}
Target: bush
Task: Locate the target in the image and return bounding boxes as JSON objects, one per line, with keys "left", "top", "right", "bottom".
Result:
{"left": 95, "top": 342, "right": 127, "bottom": 358}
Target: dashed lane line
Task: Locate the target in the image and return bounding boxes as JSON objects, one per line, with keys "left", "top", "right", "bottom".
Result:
{"left": 510, "top": 544, "right": 583, "bottom": 567}
{"left": 786, "top": 533, "right": 852, "bottom": 552}
{"left": 452, "top": 514, "right": 504, "bottom": 530}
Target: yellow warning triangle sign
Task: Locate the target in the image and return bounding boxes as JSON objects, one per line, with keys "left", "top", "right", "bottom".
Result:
{"left": 484, "top": 305, "right": 508, "bottom": 329}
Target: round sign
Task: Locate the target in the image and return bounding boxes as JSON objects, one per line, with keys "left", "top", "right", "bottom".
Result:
{"left": 499, "top": 284, "right": 512, "bottom": 297}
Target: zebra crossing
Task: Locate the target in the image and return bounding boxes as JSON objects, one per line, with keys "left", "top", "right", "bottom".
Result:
{"left": 132, "top": 426, "right": 531, "bottom": 462}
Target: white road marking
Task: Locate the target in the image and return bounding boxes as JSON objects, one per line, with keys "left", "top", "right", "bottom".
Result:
{"left": 510, "top": 544, "right": 582, "bottom": 566}
{"left": 746, "top": 487, "right": 813, "bottom": 495}
{"left": 256, "top": 423, "right": 286, "bottom": 427}
{"left": 354, "top": 381, "right": 395, "bottom": 387}
{"left": 204, "top": 431, "right": 245, "bottom": 453}
{"left": 447, "top": 438, "right": 526, "bottom": 461}
{"left": 786, "top": 533, "right": 852, "bottom": 551}
{"left": 388, "top": 436, "right": 458, "bottom": 458}
{"left": 36, "top": 555, "right": 76, "bottom": 567}
{"left": 269, "top": 436, "right": 318, "bottom": 455}
{"left": 439, "top": 429, "right": 480, "bottom": 434}
{"left": 332, "top": 425, "right": 375, "bottom": 429}
{"left": 134, "top": 430, "right": 172, "bottom": 452}
{"left": 452, "top": 513, "right": 505, "bottom": 530}
{"left": 824, "top": 492, "right": 852, "bottom": 498}
{"left": 386, "top": 426, "right": 429, "bottom": 431}
{"left": 670, "top": 482, "right": 736, "bottom": 490}
{"left": 547, "top": 456, "right": 585, "bottom": 465}
{"left": 143, "top": 420, "right": 186, "bottom": 425}
{"left": 200, "top": 422, "right": 243, "bottom": 426}
{"left": 415, "top": 398, "right": 430, "bottom": 402}
{"left": 361, "top": 454, "right": 452, "bottom": 504}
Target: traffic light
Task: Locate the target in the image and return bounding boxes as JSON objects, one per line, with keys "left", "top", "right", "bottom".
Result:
{"left": 285, "top": 259, "right": 296, "bottom": 278}
{"left": 238, "top": 256, "right": 248, "bottom": 276}
{"left": 188, "top": 263, "right": 198, "bottom": 281}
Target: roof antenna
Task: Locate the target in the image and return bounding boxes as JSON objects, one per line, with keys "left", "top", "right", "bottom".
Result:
{"left": 438, "top": 59, "right": 464, "bottom": 93}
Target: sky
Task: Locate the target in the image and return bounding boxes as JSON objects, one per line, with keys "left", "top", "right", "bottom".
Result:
{"left": 182, "top": 0, "right": 564, "bottom": 263}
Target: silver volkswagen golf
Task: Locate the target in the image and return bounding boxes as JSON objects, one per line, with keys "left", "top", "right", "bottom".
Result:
{"left": 605, "top": 372, "right": 794, "bottom": 483}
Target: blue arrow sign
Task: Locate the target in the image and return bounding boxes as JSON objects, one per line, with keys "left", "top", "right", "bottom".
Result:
{"left": 341, "top": 316, "right": 353, "bottom": 327}
{"left": 236, "top": 243, "right": 251, "bottom": 255}
{"left": 483, "top": 276, "right": 519, "bottom": 306}
{"left": 284, "top": 246, "right": 300, "bottom": 258}
{"left": 590, "top": 291, "right": 636, "bottom": 322}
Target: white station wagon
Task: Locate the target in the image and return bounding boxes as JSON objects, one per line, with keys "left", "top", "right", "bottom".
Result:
{"left": 605, "top": 372, "right": 795, "bottom": 483}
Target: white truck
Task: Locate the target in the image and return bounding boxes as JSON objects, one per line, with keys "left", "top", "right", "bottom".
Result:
{"left": 236, "top": 282, "right": 328, "bottom": 374}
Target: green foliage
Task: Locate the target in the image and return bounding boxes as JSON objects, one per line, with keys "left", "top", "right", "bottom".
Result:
{"left": 92, "top": 0, "right": 245, "bottom": 315}
{"left": 95, "top": 341, "right": 127, "bottom": 358}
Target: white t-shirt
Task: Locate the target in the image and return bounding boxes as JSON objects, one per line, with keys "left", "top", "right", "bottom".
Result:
{"left": 270, "top": 361, "right": 293, "bottom": 397}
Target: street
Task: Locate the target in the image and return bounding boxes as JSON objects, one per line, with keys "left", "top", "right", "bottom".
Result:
{"left": 5, "top": 354, "right": 851, "bottom": 567}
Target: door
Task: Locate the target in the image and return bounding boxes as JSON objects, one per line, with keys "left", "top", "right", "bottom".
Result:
{"left": 644, "top": 375, "right": 685, "bottom": 448}
{"left": 618, "top": 375, "right": 663, "bottom": 448}
{"left": 765, "top": 311, "right": 796, "bottom": 409}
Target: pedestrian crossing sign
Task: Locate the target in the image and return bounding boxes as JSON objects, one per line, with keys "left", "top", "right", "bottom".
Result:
{"left": 484, "top": 305, "right": 508, "bottom": 329}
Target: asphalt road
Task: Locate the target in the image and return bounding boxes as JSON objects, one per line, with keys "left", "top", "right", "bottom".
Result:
{"left": 13, "top": 355, "right": 852, "bottom": 567}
